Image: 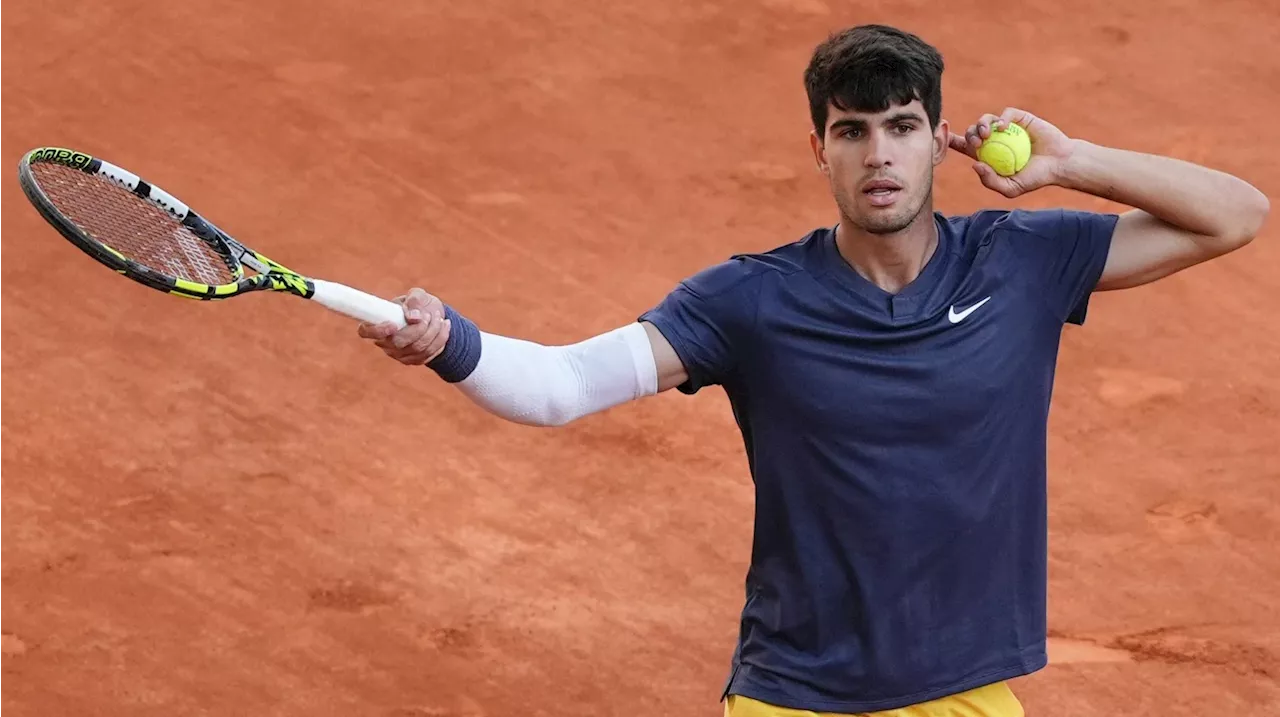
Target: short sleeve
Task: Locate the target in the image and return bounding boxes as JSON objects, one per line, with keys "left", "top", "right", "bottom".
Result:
{"left": 1003, "top": 208, "right": 1119, "bottom": 325}
{"left": 638, "top": 257, "right": 762, "bottom": 395}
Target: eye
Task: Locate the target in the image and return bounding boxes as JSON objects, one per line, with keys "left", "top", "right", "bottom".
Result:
{"left": 841, "top": 127, "right": 862, "bottom": 139}
{"left": 894, "top": 123, "right": 915, "bottom": 134}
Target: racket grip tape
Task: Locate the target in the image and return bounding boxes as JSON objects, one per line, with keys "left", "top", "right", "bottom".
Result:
{"left": 310, "top": 279, "right": 407, "bottom": 327}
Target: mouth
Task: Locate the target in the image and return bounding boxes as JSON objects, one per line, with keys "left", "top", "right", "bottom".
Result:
{"left": 861, "top": 179, "right": 902, "bottom": 207}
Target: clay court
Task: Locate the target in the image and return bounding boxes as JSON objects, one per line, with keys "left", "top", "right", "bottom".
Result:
{"left": 3, "top": 1, "right": 1278, "bottom": 714}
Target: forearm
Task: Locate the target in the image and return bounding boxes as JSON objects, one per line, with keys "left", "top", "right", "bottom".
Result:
{"left": 426, "top": 307, "right": 658, "bottom": 427}
{"left": 1058, "top": 140, "right": 1269, "bottom": 244}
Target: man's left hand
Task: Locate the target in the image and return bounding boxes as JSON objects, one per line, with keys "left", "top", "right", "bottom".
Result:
{"left": 947, "top": 107, "right": 1078, "bottom": 198}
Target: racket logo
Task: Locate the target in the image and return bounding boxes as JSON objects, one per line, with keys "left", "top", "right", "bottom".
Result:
{"left": 28, "top": 147, "right": 92, "bottom": 170}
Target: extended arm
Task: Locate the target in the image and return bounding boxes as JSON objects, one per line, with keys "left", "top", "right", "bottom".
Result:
{"left": 358, "top": 289, "right": 689, "bottom": 427}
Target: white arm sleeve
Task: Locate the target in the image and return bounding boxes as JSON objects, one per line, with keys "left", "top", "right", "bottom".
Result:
{"left": 454, "top": 322, "right": 659, "bottom": 427}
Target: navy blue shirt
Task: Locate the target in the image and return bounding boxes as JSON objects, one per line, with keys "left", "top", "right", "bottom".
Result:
{"left": 639, "top": 209, "right": 1118, "bottom": 712}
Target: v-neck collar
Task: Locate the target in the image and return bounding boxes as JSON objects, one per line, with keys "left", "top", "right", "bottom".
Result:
{"left": 818, "top": 212, "right": 952, "bottom": 321}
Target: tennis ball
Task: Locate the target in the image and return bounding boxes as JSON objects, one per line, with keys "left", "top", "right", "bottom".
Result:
{"left": 976, "top": 123, "right": 1031, "bottom": 176}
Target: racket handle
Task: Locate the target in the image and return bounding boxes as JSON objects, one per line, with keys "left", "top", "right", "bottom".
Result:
{"left": 310, "top": 279, "right": 407, "bottom": 327}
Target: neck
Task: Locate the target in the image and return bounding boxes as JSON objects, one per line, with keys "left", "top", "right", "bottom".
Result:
{"left": 834, "top": 209, "right": 939, "bottom": 295}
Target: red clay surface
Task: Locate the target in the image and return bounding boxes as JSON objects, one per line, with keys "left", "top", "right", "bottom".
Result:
{"left": 3, "top": 1, "right": 1278, "bottom": 715}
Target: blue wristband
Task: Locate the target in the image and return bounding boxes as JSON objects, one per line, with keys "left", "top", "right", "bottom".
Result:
{"left": 426, "top": 304, "right": 482, "bottom": 383}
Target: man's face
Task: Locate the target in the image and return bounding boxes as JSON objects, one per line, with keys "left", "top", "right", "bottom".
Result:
{"left": 809, "top": 100, "right": 949, "bottom": 235}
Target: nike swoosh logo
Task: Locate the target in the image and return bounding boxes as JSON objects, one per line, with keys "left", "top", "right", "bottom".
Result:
{"left": 948, "top": 296, "right": 992, "bottom": 324}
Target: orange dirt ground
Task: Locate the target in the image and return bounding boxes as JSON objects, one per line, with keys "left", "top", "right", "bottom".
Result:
{"left": 3, "top": 1, "right": 1278, "bottom": 715}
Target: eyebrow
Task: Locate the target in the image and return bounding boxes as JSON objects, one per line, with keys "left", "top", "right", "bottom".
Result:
{"left": 829, "top": 112, "right": 927, "bottom": 133}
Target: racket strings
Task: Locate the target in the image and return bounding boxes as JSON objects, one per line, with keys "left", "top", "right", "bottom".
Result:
{"left": 32, "top": 163, "right": 236, "bottom": 286}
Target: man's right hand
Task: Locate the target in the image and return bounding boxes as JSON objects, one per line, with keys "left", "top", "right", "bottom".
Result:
{"left": 357, "top": 287, "right": 452, "bottom": 365}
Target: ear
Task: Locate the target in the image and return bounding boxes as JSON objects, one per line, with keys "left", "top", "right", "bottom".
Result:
{"left": 809, "top": 130, "right": 830, "bottom": 175}
{"left": 932, "top": 119, "right": 950, "bottom": 166}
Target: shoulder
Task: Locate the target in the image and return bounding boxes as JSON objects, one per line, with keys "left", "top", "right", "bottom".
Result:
{"left": 675, "top": 229, "right": 823, "bottom": 299}
{"left": 642, "top": 229, "right": 827, "bottom": 339}
{"left": 938, "top": 209, "right": 1120, "bottom": 267}
{"left": 942, "top": 208, "right": 1119, "bottom": 241}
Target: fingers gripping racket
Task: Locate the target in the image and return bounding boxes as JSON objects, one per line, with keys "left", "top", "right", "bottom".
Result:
{"left": 17, "top": 147, "right": 407, "bottom": 328}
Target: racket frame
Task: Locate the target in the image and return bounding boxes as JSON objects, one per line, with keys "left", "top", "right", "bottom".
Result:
{"left": 18, "top": 146, "right": 408, "bottom": 327}
{"left": 18, "top": 147, "right": 312, "bottom": 301}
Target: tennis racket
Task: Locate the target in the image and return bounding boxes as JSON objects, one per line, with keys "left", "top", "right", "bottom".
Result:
{"left": 16, "top": 146, "right": 407, "bottom": 328}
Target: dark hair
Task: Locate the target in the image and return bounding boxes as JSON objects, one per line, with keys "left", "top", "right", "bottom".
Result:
{"left": 803, "top": 25, "right": 944, "bottom": 136}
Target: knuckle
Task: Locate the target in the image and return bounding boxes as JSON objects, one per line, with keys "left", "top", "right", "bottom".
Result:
{"left": 410, "top": 290, "right": 436, "bottom": 309}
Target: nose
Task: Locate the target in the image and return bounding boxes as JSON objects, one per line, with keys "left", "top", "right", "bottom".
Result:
{"left": 864, "top": 131, "right": 892, "bottom": 169}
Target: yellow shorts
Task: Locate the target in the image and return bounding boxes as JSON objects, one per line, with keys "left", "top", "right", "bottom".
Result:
{"left": 724, "top": 681, "right": 1024, "bottom": 717}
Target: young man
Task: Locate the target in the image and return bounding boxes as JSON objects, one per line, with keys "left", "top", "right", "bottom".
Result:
{"left": 357, "top": 25, "right": 1268, "bottom": 717}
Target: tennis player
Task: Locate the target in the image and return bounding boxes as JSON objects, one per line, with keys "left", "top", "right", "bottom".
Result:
{"left": 357, "top": 24, "right": 1268, "bottom": 717}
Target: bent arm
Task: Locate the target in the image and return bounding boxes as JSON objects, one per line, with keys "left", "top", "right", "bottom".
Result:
{"left": 428, "top": 311, "right": 689, "bottom": 427}
{"left": 1057, "top": 141, "right": 1270, "bottom": 291}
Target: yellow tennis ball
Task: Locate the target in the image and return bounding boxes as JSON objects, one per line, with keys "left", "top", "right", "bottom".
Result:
{"left": 976, "top": 123, "right": 1031, "bottom": 176}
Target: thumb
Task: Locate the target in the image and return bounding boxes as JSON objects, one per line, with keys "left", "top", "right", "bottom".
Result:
{"left": 973, "top": 162, "right": 1023, "bottom": 198}
{"left": 401, "top": 288, "right": 432, "bottom": 322}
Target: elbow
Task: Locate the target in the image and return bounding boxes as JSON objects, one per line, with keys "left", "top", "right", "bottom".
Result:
{"left": 1239, "top": 188, "right": 1269, "bottom": 243}
{"left": 1250, "top": 188, "right": 1272, "bottom": 238}
{"left": 518, "top": 393, "right": 583, "bottom": 428}
{"left": 500, "top": 400, "right": 580, "bottom": 428}
{"left": 535, "top": 408, "right": 578, "bottom": 428}
{"left": 1241, "top": 186, "right": 1271, "bottom": 242}
{"left": 536, "top": 386, "right": 589, "bottom": 427}
{"left": 1223, "top": 186, "right": 1271, "bottom": 251}
{"left": 463, "top": 386, "right": 581, "bottom": 428}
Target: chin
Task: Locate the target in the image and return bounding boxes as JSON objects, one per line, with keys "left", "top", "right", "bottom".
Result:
{"left": 856, "top": 210, "right": 920, "bottom": 235}
{"left": 851, "top": 197, "right": 929, "bottom": 235}
{"left": 862, "top": 216, "right": 916, "bottom": 235}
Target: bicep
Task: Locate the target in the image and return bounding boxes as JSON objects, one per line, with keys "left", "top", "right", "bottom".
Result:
{"left": 1095, "top": 209, "right": 1224, "bottom": 291}
{"left": 642, "top": 320, "right": 690, "bottom": 393}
